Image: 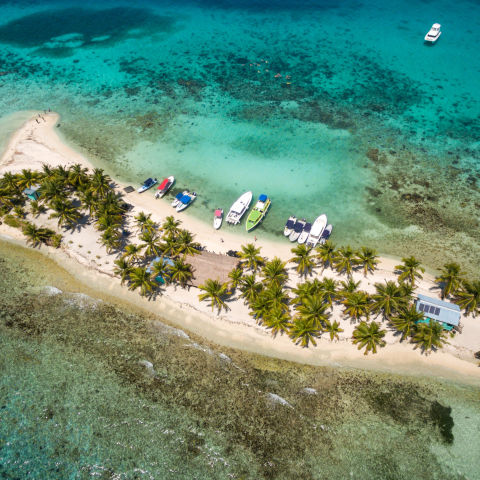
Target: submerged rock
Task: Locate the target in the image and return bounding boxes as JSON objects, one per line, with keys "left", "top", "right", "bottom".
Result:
{"left": 266, "top": 393, "right": 293, "bottom": 408}
{"left": 302, "top": 387, "right": 317, "bottom": 395}
{"left": 43, "top": 286, "right": 62, "bottom": 295}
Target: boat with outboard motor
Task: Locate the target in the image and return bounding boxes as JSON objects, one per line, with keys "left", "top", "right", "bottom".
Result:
{"left": 424, "top": 23, "right": 441, "bottom": 43}
{"left": 138, "top": 177, "right": 157, "bottom": 193}
{"left": 155, "top": 176, "right": 175, "bottom": 199}
{"left": 246, "top": 194, "right": 271, "bottom": 232}
{"left": 171, "top": 190, "right": 188, "bottom": 208}
{"left": 306, "top": 214, "right": 327, "bottom": 248}
{"left": 226, "top": 191, "right": 253, "bottom": 225}
{"left": 213, "top": 209, "right": 223, "bottom": 229}
{"left": 298, "top": 221, "right": 312, "bottom": 244}
{"left": 176, "top": 192, "right": 197, "bottom": 212}
{"left": 283, "top": 216, "right": 297, "bottom": 237}
{"left": 289, "top": 218, "right": 306, "bottom": 242}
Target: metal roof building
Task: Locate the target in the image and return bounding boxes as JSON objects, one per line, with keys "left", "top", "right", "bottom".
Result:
{"left": 415, "top": 294, "right": 461, "bottom": 328}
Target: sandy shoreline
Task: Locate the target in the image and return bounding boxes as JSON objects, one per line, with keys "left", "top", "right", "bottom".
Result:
{"left": 1, "top": 111, "right": 479, "bottom": 386}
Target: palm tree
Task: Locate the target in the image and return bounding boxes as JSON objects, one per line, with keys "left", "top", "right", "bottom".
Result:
{"left": 68, "top": 164, "right": 89, "bottom": 188}
{"left": 398, "top": 281, "right": 415, "bottom": 303}
{"left": 249, "top": 292, "right": 272, "bottom": 324}
{"left": 176, "top": 229, "right": 201, "bottom": 257}
{"left": 333, "top": 246, "right": 356, "bottom": 277}
{"left": 22, "top": 222, "right": 45, "bottom": 247}
{"left": 122, "top": 243, "right": 143, "bottom": 264}
{"left": 161, "top": 215, "right": 181, "bottom": 237}
{"left": 168, "top": 259, "right": 193, "bottom": 288}
{"left": 29, "top": 199, "right": 46, "bottom": 217}
{"left": 158, "top": 235, "right": 179, "bottom": 258}
{"left": 13, "top": 205, "right": 25, "bottom": 218}
{"left": 198, "top": 279, "right": 230, "bottom": 313}
{"left": 49, "top": 199, "right": 81, "bottom": 228}
{"left": 96, "top": 212, "right": 122, "bottom": 232}
{"left": 1, "top": 172, "right": 20, "bottom": 193}
{"left": 395, "top": 256, "right": 425, "bottom": 286}
{"left": 151, "top": 259, "right": 172, "bottom": 286}
{"left": 113, "top": 258, "right": 133, "bottom": 285}
{"left": 239, "top": 274, "right": 262, "bottom": 305}
{"left": 139, "top": 230, "right": 161, "bottom": 258}
{"left": 370, "top": 281, "right": 406, "bottom": 318}
{"left": 339, "top": 278, "right": 361, "bottom": 298}
{"left": 412, "top": 319, "right": 447, "bottom": 352}
{"left": 352, "top": 321, "right": 386, "bottom": 355}
{"left": 295, "top": 295, "right": 329, "bottom": 329}
{"left": 323, "top": 319, "right": 344, "bottom": 341}
{"left": 315, "top": 240, "right": 336, "bottom": 271}
{"left": 78, "top": 188, "right": 97, "bottom": 216}
{"left": 455, "top": 280, "right": 480, "bottom": 316}
{"left": 90, "top": 168, "right": 111, "bottom": 198}
{"left": 355, "top": 246, "right": 379, "bottom": 276}
{"left": 319, "top": 277, "right": 338, "bottom": 308}
{"left": 264, "top": 308, "right": 292, "bottom": 338}
{"left": 390, "top": 305, "right": 424, "bottom": 342}
{"left": 292, "top": 280, "right": 322, "bottom": 304}
{"left": 263, "top": 283, "right": 290, "bottom": 313}
{"left": 261, "top": 257, "right": 288, "bottom": 287}
{"left": 435, "top": 262, "right": 465, "bottom": 299}
{"left": 290, "top": 244, "right": 315, "bottom": 277}
{"left": 289, "top": 318, "right": 321, "bottom": 348}
{"left": 0, "top": 188, "right": 15, "bottom": 209}
{"left": 128, "top": 267, "right": 156, "bottom": 297}
{"left": 16, "top": 169, "right": 41, "bottom": 190}
{"left": 100, "top": 227, "right": 122, "bottom": 254}
{"left": 227, "top": 267, "right": 243, "bottom": 293}
{"left": 135, "top": 211, "right": 152, "bottom": 233}
{"left": 238, "top": 243, "right": 264, "bottom": 271}
{"left": 40, "top": 179, "right": 66, "bottom": 203}
{"left": 342, "top": 291, "right": 370, "bottom": 321}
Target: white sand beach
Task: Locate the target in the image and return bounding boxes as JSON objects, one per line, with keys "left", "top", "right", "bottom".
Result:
{"left": 1, "top": 111, "right": 480, "bottom": 385}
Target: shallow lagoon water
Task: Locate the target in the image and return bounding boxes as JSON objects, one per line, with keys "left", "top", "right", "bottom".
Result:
{"left": 1, "top": 240, "right": 480, "bottom": 479}
{"left": 0, "top": 0, "right": 479, "bottom": 269}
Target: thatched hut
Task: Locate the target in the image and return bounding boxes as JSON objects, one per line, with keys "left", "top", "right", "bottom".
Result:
{"left": 188, "top": 250, "right": 239, "bottom": 288}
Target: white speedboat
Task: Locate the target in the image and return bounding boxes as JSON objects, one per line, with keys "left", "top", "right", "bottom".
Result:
{"left": 138, "top": 177, "right": 157, "bottom": 193}
{"left": 298, "top": 221, "right": 312, "bottom": 244}
{"left": 176, "top": 192, "right": 197, "bottom": 212}
{"left": 283, "top": 216, "right": 297, "bottom": 237}
{"left": 226, "top": 191, "right": 253, "bottom": 224}
{"left": 214, "top": 209, "right": 223, "bottom": 229}
{"left": 171, "top": 190, "right": 188, "bottom": 208}
{"left": 319, "top": 224, "right": 333, "bottom": 244}
{"left": 289, "top": 218, "right": 306, "bottom": 242}
{"left": 424, "top": 23, "right": 441, "bottom": 43}
{"left": 155, "top": 176, "right": 175, "bottom": 199}
{"left": 305, "top": 214, "right": 327, "bottom": 248}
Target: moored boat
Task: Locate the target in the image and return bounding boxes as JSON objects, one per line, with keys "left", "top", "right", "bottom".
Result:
{"left": 424, "top": 23, "right": 441, "bottom": 43}
{"left": 298, "top": 221, "right": 312, "bottom": 244}
{"left": 320, "top": 224, "right": 333, "bottom": 244}
{"left": 176, "top": 192, "right": 197, "bottom": 212}
{"left": 138, "top": 177, "right": 157, "bottom": 193}
{"left": 155, "top": 176, "right": 175, "bottom": 199}
{"left": 289, "top": 218, "right": 306, "bottom": 242}
{"left": 283, "top": 215, "right": 297, "bottom": 237}
{"left": 213, "top": 209, "right": 223, "bottom": 229}
{"left": 226, "top": 191, "right": 253, "bottom": 224}
{"left": 305, "top": 214, "right": 327, "bottom": 248}
{"left": 171, "top": 190, "right": 187, "bottom": 208}
{"left": 246, "top": 194, "right": 271, "bottom": 232}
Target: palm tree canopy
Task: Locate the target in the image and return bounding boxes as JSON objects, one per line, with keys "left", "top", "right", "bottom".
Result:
{"left": 323, "top": 319, "right": 344, "bottom": 341}
{"left": 168, "top": 259, "right": 193, "bottom": 287}
{"left": 315, "top": 240, "right": 336, "bottom": 270}
{"left": 290, "top": 244, "right": 315, "bottom": 276}
{"left": 395, "top": 256, "right": 425, "bottom": 285}
{"left": 371, "top": 281, "right": 406, "bottom": 318}
{"left": 334, "top": 245, "right": 357, "bottom": 276}
{"left": 355, "top": 246, "right": 379, "bottom": 276}
{"left": 352, "top": 321, "right": 386, "bottom": 355}
{"left": 390, "top": 305, "right": 424, "bottom": 341}
{"left": 261, "top": 257, "right": 288, "bottom": 287}
{"left": 342, "top": 291, "right": 371, "bottom": 321}
{"left": 198, "top": 279, "right": 230, "bottom": 313}
{"left": 295, "top": 295, "right": 329, "bottom": 329}
{"left": 227, "top": 267, "right": 243, "bottom": 291}
{"left": 435, "top": 262, "right": 465, "bottom": 299}
{"left": 264, "top": 308, "right": 292, "bottom": 338}
{"left": 412, "top": 319, "right": 447, "bottom": 352}
{"left": 455, "top": 280, "right": 480, "bottom": 316}
{"left": 238, "top": 243, "right": 264, "bottom": 271}
{"left": 239, "top": 274, "right": 263, "bottom": 305}
{"left": 289, "top": 317, "right": 321, "bottom": 348}
{"left": 128, "top": 267, "right": 156, "bottom": 297}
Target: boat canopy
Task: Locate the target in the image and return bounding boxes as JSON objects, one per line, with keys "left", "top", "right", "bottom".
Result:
{"left": 215, "top": 209, "right": 222, "bottom": 217}
{"left": 158, "top": 178, "right": 169, "bottom": 189}
{"left": 180, "top": 195, "right": 191, "bottom": 204}
{"left": 303, "top": 223, "right": 312, "bottom": 232}
{"left": 175, "top": 192, "right": 183, "bottom": 200}
{"left": 144, "top": 178, "right": 153, "bottom": 185}
{"left": 286, "top": 219, "right": 295, "bottom": 228}
{"left": 294, "top": 222, "right": 304, "bottom": 232}
{"left": 259, "top": 194, "right": 267, "bottom": 202}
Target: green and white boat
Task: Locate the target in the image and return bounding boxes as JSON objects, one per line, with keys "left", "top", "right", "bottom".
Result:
{"left": 246, "top": 194, "right": 271, "bottom": 232}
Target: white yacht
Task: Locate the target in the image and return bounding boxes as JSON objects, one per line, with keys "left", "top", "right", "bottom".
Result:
{"left": 289, "top": 218, "right": 306, "bottom": 242}
{"left": 424, "top": 23, "right": 441, "bottom": 43}
{"left": 305, "top": 214, "right": 327, "bottom": 248}
{"left": 226, "top": 191, "right": 253, "bottom": 224}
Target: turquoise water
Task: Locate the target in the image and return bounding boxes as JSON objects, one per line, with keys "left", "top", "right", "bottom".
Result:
{"left": 1, "top": 240, "right": 480, "bottom": 479}
{"left": 0, "top": 0, "right": 479, "bottom": 268}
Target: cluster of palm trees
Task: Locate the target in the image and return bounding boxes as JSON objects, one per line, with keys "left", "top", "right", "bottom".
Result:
{"left": 113, "top": 214, "right": 200, "bottom": 297}
{"left": 197, "top": 244, "right": 459, "bottom": 354}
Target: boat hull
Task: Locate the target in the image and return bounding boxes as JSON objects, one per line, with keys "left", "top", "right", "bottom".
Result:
{"left": 177, "top": 194, "right": 197, "bottom": 212}
{"left": 246, "top": 198, "right": 271, "bottom": 232}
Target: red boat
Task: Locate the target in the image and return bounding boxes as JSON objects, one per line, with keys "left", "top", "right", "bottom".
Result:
{"left": 155, "top": 176, "right": 175, "bottom": 199}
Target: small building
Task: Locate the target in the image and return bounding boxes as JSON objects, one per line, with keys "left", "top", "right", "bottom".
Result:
{"left": 415, "top": 294, "right": 461, "bottom": 331}
{"left": 23, "top": 185, "right": 40, "bottom": 201}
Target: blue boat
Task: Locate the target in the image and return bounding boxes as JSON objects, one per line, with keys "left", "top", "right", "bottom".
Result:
{"left": 176, "top": 191, "right": 197, "bottom": 212}
{"left": 138, "top": 177, "right": 158, "bottom": 193}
